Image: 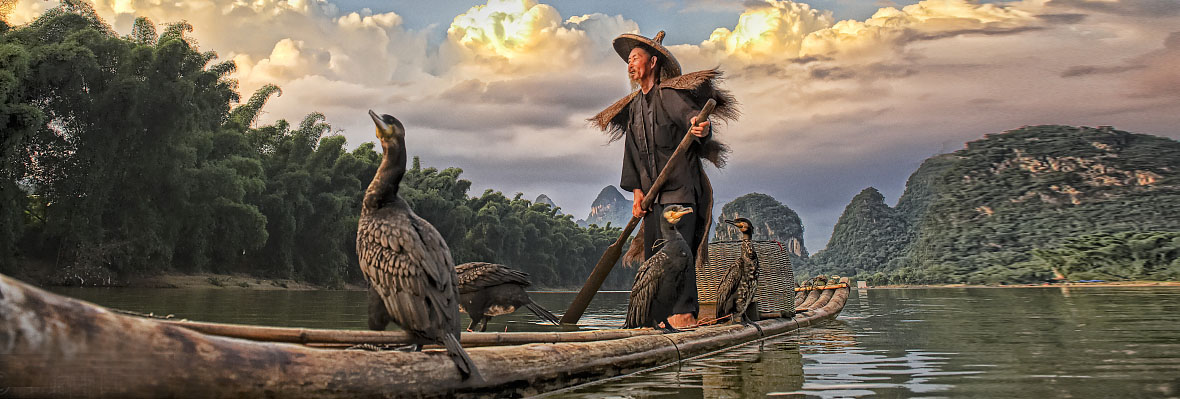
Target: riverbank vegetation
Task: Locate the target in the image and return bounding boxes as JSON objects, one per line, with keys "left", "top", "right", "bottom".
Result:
{"left": 1, "top": 3, "right": 631, "bottom": 289}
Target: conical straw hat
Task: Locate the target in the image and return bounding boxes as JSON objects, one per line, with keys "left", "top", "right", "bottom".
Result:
{"left": 613, "top": 30, "right": 682, "bottom": 80}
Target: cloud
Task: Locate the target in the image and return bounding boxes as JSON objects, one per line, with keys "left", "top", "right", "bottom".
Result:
{"left": 1124, "top": 31, "right": 1180, "bottom": 97}
{"left": 698, "top": 0, "right": 834, "bottom": 61}
{"left": 800, "top": 0, "right": 1037, "bottom": 60}
{"left": 1049, "top": 0, "right": 1180, "bottom": 17}
{"left": 442, "top": 1, "right": 637, "bottom": 75}
{"left": 1036, "top": 13, "right": 1088, "bottom": 24}
{"left": 1060, "top": 64, "right": 1145, "bottom": 77}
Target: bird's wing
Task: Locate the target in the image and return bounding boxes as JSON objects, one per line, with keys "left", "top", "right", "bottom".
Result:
{"left": 715, "top": 262, "right": 741, "bottom": 317}
{"left": 410, "top": 213, "right": 461, "bottom": 333}
{"left": 738, "top": 258, "right": 760, "bottom": 310}
{"left": 456, "top": 262, "right": 531, "bottom": 293}
{"left": 357, "top": 211, "right": 459, "bottom": 340}
{"left": 624, "top": 251, "right": 667, "bottom": 328}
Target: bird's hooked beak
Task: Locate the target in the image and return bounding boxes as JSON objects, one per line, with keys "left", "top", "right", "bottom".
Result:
{"left": 724, "top": 219, "right": 738, "bottom": 227}
{"left": 369, "top": 110, "right": 387, "bottom": 138}
{"left": 665, "top": 206, "right": 694, "bottom": 223}
{"left": 369, "top": 109, "right": 402, "bottom": 141}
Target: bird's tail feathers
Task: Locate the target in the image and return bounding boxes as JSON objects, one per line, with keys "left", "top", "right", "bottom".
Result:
{"left": 443, "top": 333, "right": 482, "bottom": 382}
{"left": 623, "top": 226, "right": 645, "bottom": 268}
{"left": 526, "top": 299, "right": 561, "bottom": 325}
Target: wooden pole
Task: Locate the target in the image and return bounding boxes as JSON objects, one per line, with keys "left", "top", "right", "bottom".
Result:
{"left": 158, "top": 319, "right": 661, "bottom": 346}
{"left": 561, "top": 99, "right": 716, "bottom": 325}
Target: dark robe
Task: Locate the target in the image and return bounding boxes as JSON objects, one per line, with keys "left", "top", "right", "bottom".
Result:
{"left": 619, "top": 87, "right": 710, "bottom": 205}
{"left": 590, "top": 68, "right": 739, "bottom": 319}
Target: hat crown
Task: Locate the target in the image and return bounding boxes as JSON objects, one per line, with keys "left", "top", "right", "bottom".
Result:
{"left": 653, "top": 31, "right": 665, "bottom": 45}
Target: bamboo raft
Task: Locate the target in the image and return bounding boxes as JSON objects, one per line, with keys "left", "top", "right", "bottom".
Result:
{"left": 0, "top": 273, "right": 849, "bottom": 398}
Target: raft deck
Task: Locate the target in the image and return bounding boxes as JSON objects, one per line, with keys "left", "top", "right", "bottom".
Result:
{"left": 0, "top": 273, "right": 849, "bottom": 398}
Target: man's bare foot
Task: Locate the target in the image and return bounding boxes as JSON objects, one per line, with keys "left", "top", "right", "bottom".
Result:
{"left": 667, "top": 313, "right": 697, "bottom": 328}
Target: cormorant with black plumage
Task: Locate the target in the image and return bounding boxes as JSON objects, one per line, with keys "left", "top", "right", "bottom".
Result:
{"left": 624, "top": 205, "right": 695, "bottom": 332}
{"left": 456, "top": 262, "right": 561, "bottom": 332}
{"left": 716, "top": 217, "right": 760, "bottom": 325}
{"left": 357, "top": 110, "right": 479, "bottom": 381}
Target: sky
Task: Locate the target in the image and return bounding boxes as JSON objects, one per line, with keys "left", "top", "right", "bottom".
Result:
{"left": 8, "top": 0, "right": 1180, "bottom": 250}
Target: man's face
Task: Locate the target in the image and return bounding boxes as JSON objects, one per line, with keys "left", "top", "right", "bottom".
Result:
{"left": 627, "top": 47, "right": 656, "bottom": 82}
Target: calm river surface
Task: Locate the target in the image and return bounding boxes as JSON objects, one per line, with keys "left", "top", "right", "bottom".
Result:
{"left": 50, "top": 286, "right": 1180, "bottom": 398}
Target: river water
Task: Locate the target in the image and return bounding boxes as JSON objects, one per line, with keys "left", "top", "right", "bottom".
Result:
{"left": 49, "top": 286, "right": 1180, "bottom": 397}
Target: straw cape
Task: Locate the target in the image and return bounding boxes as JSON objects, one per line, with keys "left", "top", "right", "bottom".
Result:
{"left": 588, "top": 31, "right": 741, "bottom": 286}
{"left": 590, "top": 68, "right": 739, "bottom": 168}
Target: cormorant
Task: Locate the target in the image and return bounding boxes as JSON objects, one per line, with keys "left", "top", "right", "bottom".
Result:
{"left": 357, "top": 110, "right": 479, "bottom": 381}
{"left": 716, "top": 217, "right": 760, "bottom": 326}
{"left": 624, "top": 205, "right": 695, "bottom": 332}
{"left": 456, "top": 262, "right": 561, "bottom": 332}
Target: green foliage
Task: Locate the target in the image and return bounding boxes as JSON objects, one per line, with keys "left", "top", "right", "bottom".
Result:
{"left": 1033, "top": 231, "right": 1180, "bottom": 281}
{"left": 823, "top": 125, "right": 1180, "bottom": 285}
{"left": 1, "top": 7, "right": 623, "bottom": 288}
{"left": 0, "top": 26, "right": 44, "bottom": 269}
{"left": 1, "top": 6, "right": 253, "bottom": 276}
{"left": 808, "top": 187, "right": 909, "bottom": 277}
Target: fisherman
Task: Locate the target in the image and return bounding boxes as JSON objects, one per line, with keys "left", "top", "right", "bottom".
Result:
{"left": 591, "top": 31, "right": 738, "bottom": 329}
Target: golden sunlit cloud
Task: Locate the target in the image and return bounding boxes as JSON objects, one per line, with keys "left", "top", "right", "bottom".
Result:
{"left": 702, "top": 0, "right": 834, "bottom": 60}
{"left": 448, "top": 0, "right": 560, "bottom": 60}
{"left": 697, "top": 0, "right": 1037, "bottom": 63}
{"left": 444, "top": 0, "right": 637, "bottom": 73}
{"left": 803, "top": 0, "right": 1035, "bottom": 57}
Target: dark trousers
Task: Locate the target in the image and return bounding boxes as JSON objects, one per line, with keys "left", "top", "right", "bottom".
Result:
{"left": 642, "top": 203, "right": 699, "bottom": 316}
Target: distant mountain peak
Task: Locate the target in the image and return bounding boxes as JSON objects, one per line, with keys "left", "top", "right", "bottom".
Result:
{"left": 714, "top": 193, "right": 808, "bottom": 260}
{"left": 581, "top": 185, "right": 630, "bottom": 228}
{"left": 535, "top": 194, "right": 560, "bottom": 214}
{"left": 593, "top": 186, "right": 625, "bottom": 203}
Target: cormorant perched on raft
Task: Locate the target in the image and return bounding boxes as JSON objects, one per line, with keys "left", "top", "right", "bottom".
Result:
{"left": 716, "top": 218, "right": 760, "bottom": 326}
{"left": 456, "top": 262, "right": 561, "bottom": 332}
{"left": 357, "top": 110, "right": 480, "bottom": 381}
{"left": 624, "top": 205, "right": 695, "bottom": 333}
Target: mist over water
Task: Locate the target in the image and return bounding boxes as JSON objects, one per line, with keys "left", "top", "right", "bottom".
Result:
{"left": 51, "top": 286, "right": 1180, "bottom": 397}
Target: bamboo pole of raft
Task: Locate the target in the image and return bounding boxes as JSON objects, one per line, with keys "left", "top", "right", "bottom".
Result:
{"left": 561, "top": 99, "right": 717, "bottom": 325}
{"left": 156, "top": 319, "right": 661, "bottom": 346}
{"left": 0, "top": 273, "right": 848, "bottom": 398}
{"left": 799, "top": 289, "right": 822, "bottom": 309}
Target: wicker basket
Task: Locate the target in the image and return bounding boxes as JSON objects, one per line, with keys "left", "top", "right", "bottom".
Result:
{"left": 699, "top": 240, "right": 797, "bottom": 315}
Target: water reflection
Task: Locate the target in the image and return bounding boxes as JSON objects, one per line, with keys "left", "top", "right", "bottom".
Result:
{"left": 554, "top": 287, "right": 1180, "bottom": 398}
{"left": 545, "top": 334, "right": 808, "bottom": 399}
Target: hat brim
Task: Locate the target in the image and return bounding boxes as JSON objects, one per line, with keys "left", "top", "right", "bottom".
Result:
{"left": 613, "top": 33, "right": 682, "bottom": 80}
